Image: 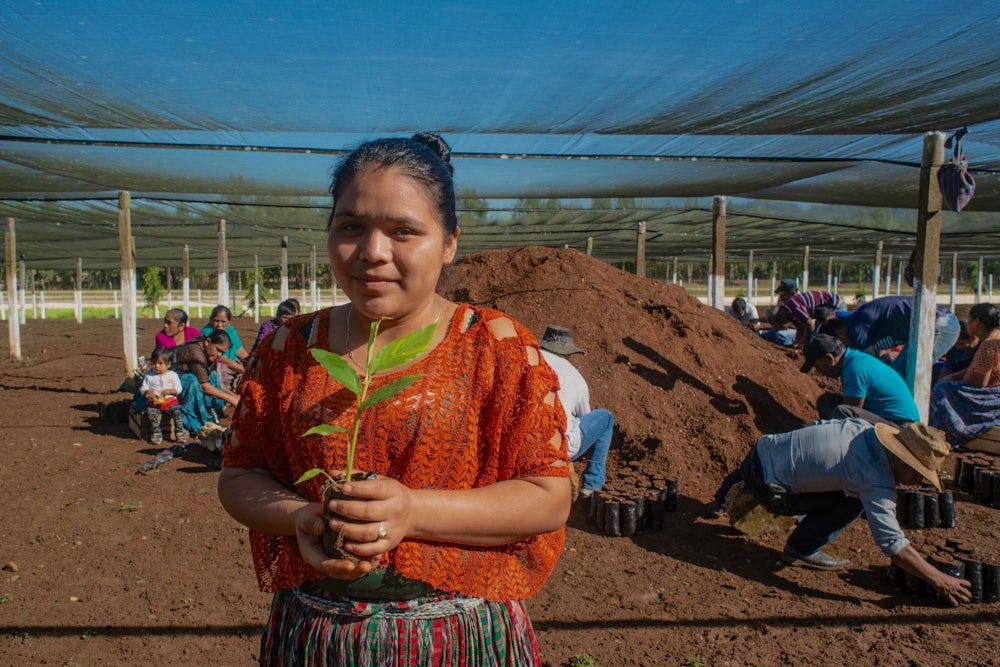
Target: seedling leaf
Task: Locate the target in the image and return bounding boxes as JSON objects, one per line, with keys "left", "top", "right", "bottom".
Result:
{"left": 361, "top": 374, "right": 424, "bottom": 411}
{"left": 311, "top": 349, "right": 361, "bottom": 395}
{"left": 369, "top": 323, "right": 436, "bottom": 373}
{"left": 294, "top": 468, "right": 326, "bottom": 485}
{"left": 303, "top": 424, "right": 348, "bottom": 437}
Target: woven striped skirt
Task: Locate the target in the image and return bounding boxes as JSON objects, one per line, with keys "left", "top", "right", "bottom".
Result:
{"left": 259, "top": 587, "right": 541, "bottom": 666}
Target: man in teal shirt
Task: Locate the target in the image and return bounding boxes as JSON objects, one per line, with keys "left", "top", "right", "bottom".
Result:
{"left": 800, "top": 334, "right": 920, "bottom": 426}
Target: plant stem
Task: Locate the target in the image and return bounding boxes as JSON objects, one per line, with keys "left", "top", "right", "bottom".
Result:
{"left": 345, "top": 319, "right": 379, "bottom": 482}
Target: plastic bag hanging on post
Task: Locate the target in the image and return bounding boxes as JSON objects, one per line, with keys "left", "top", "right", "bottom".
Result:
{"left": 937, "top": 127, "right": 975, "bottom": 211}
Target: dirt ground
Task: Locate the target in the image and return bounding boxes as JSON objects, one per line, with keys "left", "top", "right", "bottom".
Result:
{"left": 1, "top": 247, "right": 998, "bottom": 666}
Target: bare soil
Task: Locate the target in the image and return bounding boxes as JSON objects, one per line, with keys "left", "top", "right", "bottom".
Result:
{"left": 1, "top": 246, "right": 998, "bottom": 666}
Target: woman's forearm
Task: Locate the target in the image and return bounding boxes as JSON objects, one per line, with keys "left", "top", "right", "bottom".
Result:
{"left": 406, "top": 476, "right": 570, "bottom": 546}
{"left": 201, "top": 381, "right": 239, "bottom": 405}
{"left": 217, "top": 467, "right": 309, "bottom": 536}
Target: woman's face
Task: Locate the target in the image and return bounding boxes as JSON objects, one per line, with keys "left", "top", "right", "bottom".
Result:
{"left": 328, "top": 166, "right": 458, "bottom": 323}
{"left": 204, "top": 340, "right": 228, "bottom": 361}
{"left": 209, "top": 312, "right": 230, "bottom": 331}
{"left": 162, "top": 314, "right": 182, "bottom": 336}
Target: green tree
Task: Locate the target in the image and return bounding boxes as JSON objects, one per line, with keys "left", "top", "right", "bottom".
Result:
{"left": 142, "top": 267, "right": 164, "bottom": 314}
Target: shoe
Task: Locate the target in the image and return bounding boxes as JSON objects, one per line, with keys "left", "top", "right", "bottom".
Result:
{"left": 174, "top": 430, "right": 190, "bottom": 442}
{"left": 704, "top": 500, "right": 726, "bottom": 519}
{"left": 781, "top": 546, "right": 851, "bottom": 571}
{"left": 580, "top": 488, "right": 597, "bottom": 499}
{"left": 150, "top": 433, "right": 163, "bottom": 445}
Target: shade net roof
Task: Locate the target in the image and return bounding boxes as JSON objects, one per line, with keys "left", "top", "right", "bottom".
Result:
{"left": 2, "top": 1, "right": 999, "bottom": 269}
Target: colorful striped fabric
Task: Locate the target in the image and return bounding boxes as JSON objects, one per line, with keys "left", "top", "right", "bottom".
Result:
{"left": 780, "top": 290, "right": 842, "bottom": 325}
{"left": 259, "top": 588, "right": 541, "bottom": 666}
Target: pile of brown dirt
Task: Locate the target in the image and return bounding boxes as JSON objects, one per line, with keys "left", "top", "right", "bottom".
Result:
{"left": 440, "top": 246, "right": 827, "bottom": 498}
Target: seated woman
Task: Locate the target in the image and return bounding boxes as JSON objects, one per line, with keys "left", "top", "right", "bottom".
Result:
{"left": 154, "top": 308, "right": 201, "bottom": 348}
{"left": 933, "top": 320, "right": 979, "bottom": 384}
{"left": 201, "top": 305, "right": 249, "bottom": 389}
{"left": 250, "top": 298, "right": 299, "bottom": 355}
{"left": 930, "top": 303, "right": 1000, "bottom": 448}
{"left": 171, "top": 331, "right": 240, "bottom": 434}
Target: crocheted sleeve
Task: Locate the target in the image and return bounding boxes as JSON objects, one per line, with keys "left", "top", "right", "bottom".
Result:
{"left": 969, "top": 338, "right": 1000, "bottom": 387}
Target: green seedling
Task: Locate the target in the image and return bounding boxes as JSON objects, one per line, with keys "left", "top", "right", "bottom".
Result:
{"left": 684, "top": 658, "right": 706, "bottom": 667}
{"left": 0, "top": 593, "right": 13, "bottom": 604}
{"left": 117, "top": 501, "right": 143, "bottom": 512}
{"left": 80, "top": 629, "right": 97, "bottom": 639}
{"left": 296, "top": 318, "right": 435, "bottom": 486}
{"left": 569, "top": 652, "right": 596, "bottom": 667}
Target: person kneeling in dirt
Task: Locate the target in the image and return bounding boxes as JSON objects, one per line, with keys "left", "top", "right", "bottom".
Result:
{"left": 800, "top": 333, "right": 920, "bottom": 427}
{"left": 712, "top": 419, "right": 971, "bottom": 605}
{"left": 539, "top": 325, "right": 614, "bottom": 498}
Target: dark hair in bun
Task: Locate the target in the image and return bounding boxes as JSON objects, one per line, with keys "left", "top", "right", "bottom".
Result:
{"left": 328, "top": 132, "right": 458, "bottom": 235}
{"left": 969, "top": 303, "right": 1000, "bottom": 331}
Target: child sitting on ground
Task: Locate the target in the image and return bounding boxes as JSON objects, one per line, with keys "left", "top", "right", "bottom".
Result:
{"left": 140, "top": 347, "right": 189, "bottom": 445}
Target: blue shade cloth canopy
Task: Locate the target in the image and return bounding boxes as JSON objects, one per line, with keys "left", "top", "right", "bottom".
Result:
{"left": 2, "top": 0, "right": 999, "bottom": 268}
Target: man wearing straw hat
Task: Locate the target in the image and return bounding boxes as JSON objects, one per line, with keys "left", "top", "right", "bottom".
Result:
{"left": 712, "top": 418, "right": 972, "bottom": 605}
{"left": 539, "top": 325, "right": 614, "bottom": 499}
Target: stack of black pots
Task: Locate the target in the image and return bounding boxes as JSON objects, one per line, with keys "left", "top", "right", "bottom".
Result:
{"left": 586, "top": 464, "right": 677, "bottom": 537}
{"left": 887, "top": 540, "right": 1000, "bottom": 604}
{"left": 895, "top": 489, "right": 956, "bottom": 529}
{"left": 952, "top": 452, "right": 1000, "bottom": 509}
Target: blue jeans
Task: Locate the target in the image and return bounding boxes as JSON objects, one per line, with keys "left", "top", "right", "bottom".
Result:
{"left": 758, "top": 328, "right": 796, "bottom": 347}
{"left": 890, "top": 310, "right": 961, "bottom": 378}
{"left": 574, "top": 409, "right": 614, "bottom": 491}
{"left": 714, "top": 448, "right": 863, "bottom": 556}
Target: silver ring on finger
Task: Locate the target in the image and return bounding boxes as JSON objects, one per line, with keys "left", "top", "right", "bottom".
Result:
{"left": 377, "top": 521, "right": 388, "bottom": 541}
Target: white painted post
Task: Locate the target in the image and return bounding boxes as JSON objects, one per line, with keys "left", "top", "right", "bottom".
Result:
{"left": 833, "top": 276, "right": 839, "bottom": 296}
{"left": 990, "top": 274, "right": 994, "bottom": 302}
{"left": 40, "top": 292, "right": 46, "bottom": 319}
{"left": 905, "top": 131, "right": 945, "bottom": 422}
{"left": 977, "top": 256, "right": 984, "bottom": 303}
{"left": 671, "top": 257, "right": 678, "bottom": 284}
{"left": 826, "top": 257, "right": 833, "bottom": 293}
{"left": 253, "top": 255, "right": 260, "bottom": 325}
{"left": 197, "top": 289, "right": 203, "bottom": 318}
{"left": 166, "top": 266, "right": 173, "bottom": 309}
{"left": 113, "top": 291, "right": 119, "bottom": 319}
{"left": 801, "top": 245, "right": 810, "bottom": 293}
{"left": 5, "top": 218, "right": 21, "bottom": 359}
{"left": 280, "top": 236, "right": 289, "bottom": 301}
{"left": 182, "top": 244, "right": 190, "bottom": 315}
{"left": 885, "top": 254, "right": 893, "bottom": 297}
{"left": 0, "top": 290, "right": 5, "bottom": 320}
{"left": 770, "top": 261, "right": 777, "bottom": 306}
{"left": 75, "top": 257, "right": 83, "bottom": 323}
{"left": 710, "top": 196, "right": 726, "bottom": 309}
{"left": 310, "top": 245, "right": 318, "bottom": 312}
{"left": 896, "top": 259, "right": 903, "bottom": 296}
{"left": 586, "top": 237, "right": 593, "bottom": 256}
{"left": 873, "top": 240, "right": 883, "bottom": 300}
{"left": 18, "top": 256, "right": 26, "bottom": 325}
{"left": 118, "top": 191, "right": 138, "bottom": 374}
{"left": 746, "top": 250, "right": 754, "bottom": 299}
{"left": 217, "top": 218, "right": 229, "bottom": 310}
{"left": 949, "top": 252, "right": 958, "bottom": 313}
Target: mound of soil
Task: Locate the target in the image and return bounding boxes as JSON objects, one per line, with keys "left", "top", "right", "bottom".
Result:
{"left": 440, "top": 246, "right": 826, "bottom": 498}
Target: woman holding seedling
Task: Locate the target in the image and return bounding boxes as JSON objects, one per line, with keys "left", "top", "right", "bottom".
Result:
{"left": 218, "top": 132, "right": 571, "bottom": 665}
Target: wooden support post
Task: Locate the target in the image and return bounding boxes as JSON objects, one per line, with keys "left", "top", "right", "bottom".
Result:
{"left": 636, "top": 221, "right": 647, "bottom": 278}
{"left": 950, "top": 252, "right": 958, "bottom": 313}
{"left": 118, "top": 191, "right": 138, "bottom": 374}
{"left": 746, "top": 250, "right": 754, "bottom": 301}
{"left": 5, "top": 218, "right": 21, "bottom": 360}
{"left": 280, "top": 236, "right": 289, "bottom": 301}
{"left": 977, "top": 256, "right": 984, "bottom": 303}
{"left": 165, "top": 266, "right": 173, "bottom": 309}
{"left": 197, "top": 289, "right": 203, "bottom": 318}
{"left": 217, "top": 218, "right": 229, "bottom": 309}
{"left": 686, "top": 263, "right": 692, "bottom": 287}
{"left": 671, "top": 257, "right": 678, "bottom": 284}
{"left": 801, "top": 245, "right": 810, "bottom": 293}
{"left": 253, "top": 255, "right": 260, "bottom": 324}
{"left": 331, "top": 270, "right": 338, "bottom": 307}
{"left": 905, "top": 131, "right": 946, "bottom": 422}
{"left": 770, "top": 261, "right": 777, "bottom": 306}
{"left": 896, "top": 259, "right": 903, "bottom": 296}
{"left": 873, "top": 240, "right": 883, "bottom": 300}
{"left": 75, "top": 257, "right": 83, "bottom": 323}
{"left": 310, "top": 245, "right": 318, "bottom": 312}
{"left": 300, "top": 262, "right": 307, "bottom": 303}
{"left": 40, "top": 292, "right": 45, "bottom": 319}
{"left": 990, "top": 274, "right": 994, "bottom": 302}
{"left": 885, "top": 253, "right": 893, "bottom": 297}
{"left": 710, "top": 196, "right": 726, "bottom": 309}
{"left": 826, "top": 257, "right": 833, "bottom": 293}
{"left": 182, "top": 244, "right": 190, "bottom": 315}
{"left": 113, "top": 291, "right": 119, "bottom": 319}
{"left": 586, "top": 237, "right": 593, "bottom": 256}
{"left": 18, "top": 255, "right": 26, "bottom": 324}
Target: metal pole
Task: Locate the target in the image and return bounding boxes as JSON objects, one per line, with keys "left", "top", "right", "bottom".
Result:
{"left": 5, "top": 218, "right": 21, "bottom": 360}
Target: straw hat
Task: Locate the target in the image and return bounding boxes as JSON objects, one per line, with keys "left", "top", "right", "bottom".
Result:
{"left": 873, "top": 423, "right": 950, "bottom": 491}
{"left": 539, "top": 325, "right": 585, "bottom": 356}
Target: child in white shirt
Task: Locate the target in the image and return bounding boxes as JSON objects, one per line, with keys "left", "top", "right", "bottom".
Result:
{"left": 140, "top": 347, "right": 188, "bottom": 445}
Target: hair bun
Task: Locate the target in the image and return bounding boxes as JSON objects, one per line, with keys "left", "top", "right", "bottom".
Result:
{"left": 410, "top": 132, "right": 453, "bottom": 175}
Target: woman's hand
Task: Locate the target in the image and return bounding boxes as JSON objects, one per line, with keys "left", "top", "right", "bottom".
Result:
{"left": 325, "top": 475, "right": 413, "bottom": 559}
{"left": 293, "top": 501, "right": 380, "bottom": 580}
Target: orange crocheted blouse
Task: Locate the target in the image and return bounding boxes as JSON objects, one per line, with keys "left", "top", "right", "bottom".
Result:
{"left": 223, "top": 304, "right": 569, "bottom": 600}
